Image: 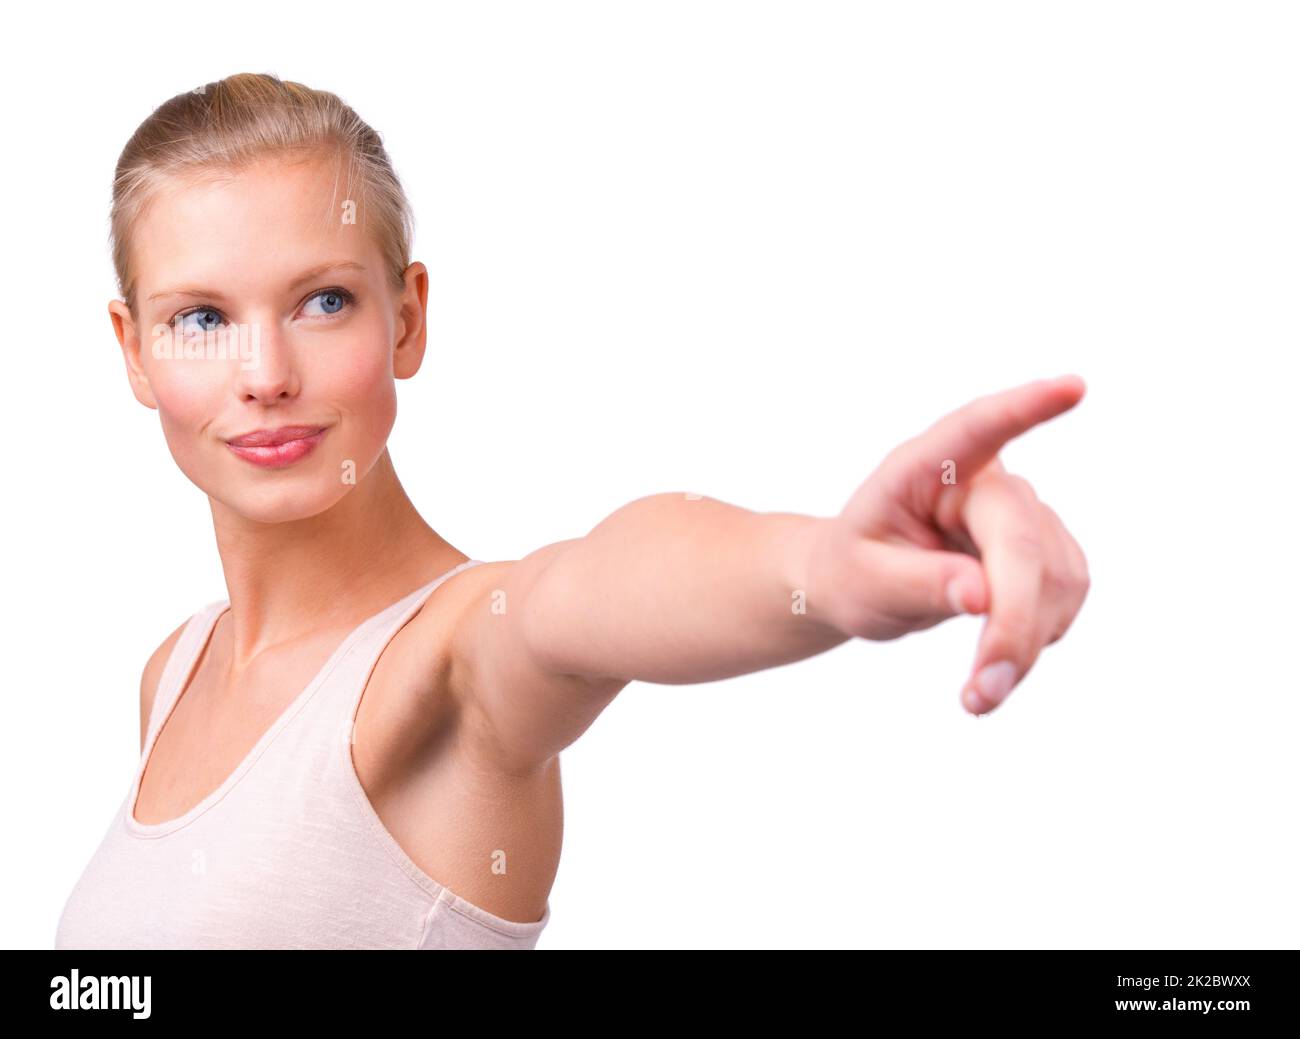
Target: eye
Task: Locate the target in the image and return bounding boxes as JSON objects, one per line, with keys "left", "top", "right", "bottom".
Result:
{"left": 176, "top": 307, "right": 225, "bottom": 334}
{"left": 170, "top": 287, "right": 355, "bottom": 330}
{"left": 302, "top": 287, "right": 355, "bottom": 318}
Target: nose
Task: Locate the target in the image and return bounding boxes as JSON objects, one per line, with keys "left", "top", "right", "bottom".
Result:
{"left": 232, "top": 318, "right": 300, "bottom": 403}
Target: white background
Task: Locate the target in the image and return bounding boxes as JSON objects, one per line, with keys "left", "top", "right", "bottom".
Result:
{"left": 2, "top": 1, "right": 1296, "bottom": 949}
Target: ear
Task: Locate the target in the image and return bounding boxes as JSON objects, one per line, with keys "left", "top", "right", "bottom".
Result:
{"left": 109, "top": 299, "right": 158, "bottom": 410}
{"left": 393, "top": 261, "right": 429, "bottom": 380}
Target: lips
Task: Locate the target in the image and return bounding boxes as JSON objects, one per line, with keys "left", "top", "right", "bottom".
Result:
{"left": 226, "top": 425, "right": 327, "bottom": 448}
{"left": 224, "top": 425, "right": 328, "bottom": 468}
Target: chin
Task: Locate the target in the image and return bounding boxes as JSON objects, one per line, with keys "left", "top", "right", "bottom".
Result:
{"left": 211, "top": 479, "right": 353, "bottom": 525}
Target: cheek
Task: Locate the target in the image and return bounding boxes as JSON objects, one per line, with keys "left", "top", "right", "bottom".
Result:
{"left": 328, "top": 340, "right": 392, "bottom": 400}
{"left": 150, "top": 357, "right": 229, "bottom": 449}
{"left": 151, "top": 346, "right": 223, "bottom": 396}
{"left": 322, "top": 338, "right": 397, "bottom": 440}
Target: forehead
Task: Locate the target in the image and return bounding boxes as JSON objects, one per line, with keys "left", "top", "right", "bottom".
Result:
{"left": 132, "top": 156, "right": 380, "bottom": 296}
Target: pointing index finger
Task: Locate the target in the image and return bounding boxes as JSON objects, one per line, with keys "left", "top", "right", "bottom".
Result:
{"left": 891, "top": 375, "right": 1085, "bottom": 485}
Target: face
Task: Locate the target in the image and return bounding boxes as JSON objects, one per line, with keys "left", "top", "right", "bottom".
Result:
{"left": 109, "top": 154, "right": 427, "bottom": 523}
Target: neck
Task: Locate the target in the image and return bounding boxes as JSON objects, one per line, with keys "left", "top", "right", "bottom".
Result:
{"left": 208, "top": 448, "right": 467, "bottom": 667}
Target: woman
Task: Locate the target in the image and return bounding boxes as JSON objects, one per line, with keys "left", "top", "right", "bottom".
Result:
{"left": 56, "top": 72, "right": 1089, "bottom": 950}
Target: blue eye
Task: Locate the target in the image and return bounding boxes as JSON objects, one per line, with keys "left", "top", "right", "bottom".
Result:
{"left": 178, "top": 308, "right": 225, "bottom": 334}
{"left": 303, "top": 287, "right": 355, "bottom": 317}
{"left": 171, "top": 287, "right": 354, "bottom": 330}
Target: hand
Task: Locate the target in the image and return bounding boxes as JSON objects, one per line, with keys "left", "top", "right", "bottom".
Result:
{"left": 803, "top": 375, "right": 1090, "bottom": 715}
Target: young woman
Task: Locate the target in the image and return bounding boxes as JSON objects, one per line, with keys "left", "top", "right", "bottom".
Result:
{"left": 55, "top": 73, "right": 1089, "bottom": 950}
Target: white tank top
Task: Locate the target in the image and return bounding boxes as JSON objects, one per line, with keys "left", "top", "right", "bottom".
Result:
{"left": 55, "top": 559, "right": 551, "bottom": 950}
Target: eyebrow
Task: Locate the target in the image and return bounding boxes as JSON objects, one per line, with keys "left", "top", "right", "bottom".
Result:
{"left": 146, "top": 261, "right": 368, "bottom": 304}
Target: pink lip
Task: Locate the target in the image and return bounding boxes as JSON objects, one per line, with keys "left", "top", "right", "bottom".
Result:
{"left": 225, "top": 425, "right": 328, "bottom": 468}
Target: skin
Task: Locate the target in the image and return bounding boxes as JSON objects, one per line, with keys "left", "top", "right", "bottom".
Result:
{"left": 109, "top": 152, "right": 1089, "bottom": 929}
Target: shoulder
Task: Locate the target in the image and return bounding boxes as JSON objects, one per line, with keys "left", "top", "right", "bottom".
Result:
{"left": 138, "top": 616, "right": 191, "bottom": 752}
{"left": 399, "top": 555, "right": 528, "bottom": 694}
{"left": 416, "top": 546, "right": 580, "bottom": 662}
{"left": 401, "top": 543, "right": 608, "bottom": 772}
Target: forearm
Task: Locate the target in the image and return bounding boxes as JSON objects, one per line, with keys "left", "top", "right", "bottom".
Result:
{"left": 520, "top": 492, "right": 849, "bottom": 684}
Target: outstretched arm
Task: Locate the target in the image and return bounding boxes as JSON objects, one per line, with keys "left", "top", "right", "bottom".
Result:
{"left": 447, "top": 501, "right": 840, "bottom": 772}
{"left": 453, "top": 376, "right": 1090, "bottom": 770}
{"left": 521, "top": 494, "right": 846, "bottom": 685}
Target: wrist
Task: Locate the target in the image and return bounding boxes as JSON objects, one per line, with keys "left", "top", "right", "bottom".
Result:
{"left": 773, "top": 512, "right": 834, "bottom": 631}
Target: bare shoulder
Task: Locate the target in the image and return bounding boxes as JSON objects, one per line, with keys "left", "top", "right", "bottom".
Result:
{"left": 396, "top": 553, "right": 546, "bottom": 704}
{"left": 139, "top": 618, "right": 190, "bottom": 752}
{"left": 358, "top": 559, "right": 536, "bottom": 779}
{"left": 403, "top": 545, "right": 579, "bottom": 680}
{"left": 403, "top": 542, "right": 629, "bottom": 774}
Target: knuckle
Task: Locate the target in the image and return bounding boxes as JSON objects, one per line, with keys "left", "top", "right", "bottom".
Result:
{"left": 1043, "top": 566, "right": 1072, "bottom": 597}
{"left": 1064, "top": 548, "right": 1091, "bottom": 599}
{"left": 991, "top": 605, "right": 1039, "bottom": 642}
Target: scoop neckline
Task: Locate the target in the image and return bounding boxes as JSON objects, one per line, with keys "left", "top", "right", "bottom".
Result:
{"left": 123, "top": 564, "right": 477, "bottom": 839}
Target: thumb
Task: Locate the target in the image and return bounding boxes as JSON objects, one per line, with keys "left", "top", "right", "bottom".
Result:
{"left": 859, "top": 539, "right": 989, "bottom": 633}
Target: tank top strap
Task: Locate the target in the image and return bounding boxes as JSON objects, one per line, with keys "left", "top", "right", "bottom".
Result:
{"left": 145, "top": 598, "right": 230, "bottom": 747}
{"left": 325, "top": 556, "right": 488, "bottom": 728}
{"left": 143, "top": 560, "right": 486, "bottom": 771}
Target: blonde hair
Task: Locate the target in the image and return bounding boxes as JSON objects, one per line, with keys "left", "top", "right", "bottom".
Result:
{"left": 110, "top": 72, "right": 414, "bottom": 319}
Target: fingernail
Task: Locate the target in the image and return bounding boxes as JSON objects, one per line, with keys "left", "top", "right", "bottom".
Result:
{"left": 974, "top": 660, "right": 1018, "bottom": 708}
{"left": 946, "top": 579, "right": 967, "bottom": 615}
